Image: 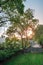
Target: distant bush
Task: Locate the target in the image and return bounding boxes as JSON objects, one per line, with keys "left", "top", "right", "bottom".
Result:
{"left": 39, "top": 35, "right": 43, "bottom": 48}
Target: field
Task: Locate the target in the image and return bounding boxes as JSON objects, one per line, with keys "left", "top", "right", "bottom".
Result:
{"left": 3, "top": 53, "right": 43, "bottom": 65}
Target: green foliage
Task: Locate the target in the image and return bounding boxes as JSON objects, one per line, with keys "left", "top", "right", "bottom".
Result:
{"left": 0, "top": 0, "right": 25, "bottom": 27}
{"left": 0, "top": 49, "right": 15, "bottom": 61}
{"left": 0, "top": 0, "right": 25, "bottom": 14}
{"left": 39, "top": 34, "right": 43, "bottom": 45}
{"left": 24, "top": 8, "right": 34, "bottom": 19}
{"left": 7, "top": 8, "right": 38, "bottom": 49}
{"left": 0, "top": 46, "right": 20, "bottom": 61}
{"left": 0, "top": 39, "right": 21, "bottom": 61}
{"left": 35, "top": 25, "right": 43, "bottom": 41}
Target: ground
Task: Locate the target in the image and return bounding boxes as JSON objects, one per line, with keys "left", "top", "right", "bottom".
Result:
{"left": 3, "top": 53, "right": 43, "bottom": 65}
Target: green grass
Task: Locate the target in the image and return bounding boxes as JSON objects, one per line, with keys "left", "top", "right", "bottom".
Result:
{"left": 3, "top": 53, "right": 43, "bottom": 65}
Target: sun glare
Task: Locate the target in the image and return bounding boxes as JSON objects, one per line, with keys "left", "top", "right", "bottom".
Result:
{"left": 27, "top": 28, "right": 33, "bottom": 37}
{"left": 14, "top": 32, "right": 21, "bottom": 40}
{"left": 14, "top": 27, "right": 34, "bottom": 40}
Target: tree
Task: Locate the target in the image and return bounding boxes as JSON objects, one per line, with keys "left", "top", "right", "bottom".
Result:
{"left": 7, "top": 8, "right": 39, "bottom": 49}
{"left": 39, "top": 34, "right": 43, "bottom": 48}
{"left": 35, "top": 25, "right": 43, "bottom": 41}
{"left": 0, "top": 0, "right": 25, "bottom": 14}
{"left": 20, "top": 9, "right": 39, "bottom": 48}
{"left": 0, "top": 0, "right": 26, "bottom": 27}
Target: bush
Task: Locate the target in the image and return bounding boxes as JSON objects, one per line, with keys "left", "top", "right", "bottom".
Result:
{"left": 0, "top": 48, "right": 20, "bottom": 61}
{"left": 0, "top": 49, "right": 12, "bottom": 61}
{"left": 39, "top": 35, "right": 43, "bottom": 48}
{"left": 0, "top": 39, "right": 22, "bottom": 61}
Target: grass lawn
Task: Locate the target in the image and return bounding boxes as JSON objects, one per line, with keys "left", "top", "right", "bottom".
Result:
{"left": 3, "top": 53, "right": 43, "bottom": 65}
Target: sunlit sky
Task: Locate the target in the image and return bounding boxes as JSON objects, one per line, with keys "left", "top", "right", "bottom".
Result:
{"left": 24, "top": 0, "right": 43, "bottom": 24}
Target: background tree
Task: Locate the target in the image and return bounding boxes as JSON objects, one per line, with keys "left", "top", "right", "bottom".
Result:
{"left": 7, "top": 8, "right": 39, "bottom": 49}
{"left": 35, "top": 25, "right": 43, "bottom": 42}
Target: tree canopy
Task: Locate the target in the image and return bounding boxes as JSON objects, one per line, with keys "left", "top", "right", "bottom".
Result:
{"left": 0, "top": 0, "right": 25, "bottom": 26}
{"left": 0, "top": 0, "right": 25, "bottom": 14}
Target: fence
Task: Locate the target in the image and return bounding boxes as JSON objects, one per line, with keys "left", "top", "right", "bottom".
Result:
{"left": 23, "top": 47, "right": 43, "bottom": 53}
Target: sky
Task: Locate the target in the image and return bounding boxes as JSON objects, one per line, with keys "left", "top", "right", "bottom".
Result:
{"left": 24, "top": 0, "right": 43, "bottom": 24}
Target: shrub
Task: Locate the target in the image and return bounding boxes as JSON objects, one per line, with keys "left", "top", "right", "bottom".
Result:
{"left": 0, "top": 39, "right": 21, "bottom": 61}
{"left": 0, "top": 48, "right": 19, "bottom": 61}
{"left": 39, "top": 35, "right": 43, "bottom": 48}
